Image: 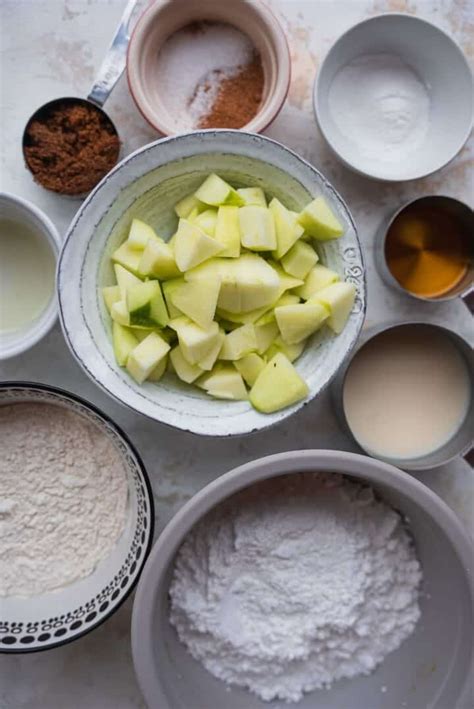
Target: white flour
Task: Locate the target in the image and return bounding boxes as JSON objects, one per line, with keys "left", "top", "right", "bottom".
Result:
{"left": 170, "top": 473, "right": 422, "bottom": 702}
{"left": 328, "top": 53, "right": 430, "bottom": 162}
{"left": 155, "top": 22, "right": 256, "bottom": 131}
{"left": 0, "top": 403, "right": 128, "bottom": 597}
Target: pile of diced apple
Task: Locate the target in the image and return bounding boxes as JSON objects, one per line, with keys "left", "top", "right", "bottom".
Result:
{"left": 101, "top": 173, "right": 356, "bottom": 414}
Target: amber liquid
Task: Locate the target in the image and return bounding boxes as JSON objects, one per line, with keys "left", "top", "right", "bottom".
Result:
{"left": 385, "top": 206, "right": 471, "bottom": 298}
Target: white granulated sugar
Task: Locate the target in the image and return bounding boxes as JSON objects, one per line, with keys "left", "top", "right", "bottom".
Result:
{"left": 155, "top": 22, "right": 256, "bottom": 131}
{"left": 328, "top": 53, "right": 430, "bottom": 162}
{"left": 0, "top": 403, "right": 128, "bottom": 597}
{"left": 169, "top": 473, "right": 422, "bottom": 703}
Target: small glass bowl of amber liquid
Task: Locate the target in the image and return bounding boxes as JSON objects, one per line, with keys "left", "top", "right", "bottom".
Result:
{"left": 375, "top": 196, "right": 473, "bottom": 306}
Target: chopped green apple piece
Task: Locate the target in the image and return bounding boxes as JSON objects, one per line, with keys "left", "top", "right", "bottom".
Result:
{"left": 126, "top": 281, "right": 169, "bottom": 328}
{"left": 200, "top": 365, "right": 248, "bottom": 400}
{"left": 219, "top": 324, "right": 257, "bottom": 360}
{"left": 174, "top": 192, "right": 206, "bottom": 219}
{"left": 147, "top": 355, "right": 168, "bottom": 382}
{"left": 173, "top": 318, "right": 220, "bottom": 365}
{"left": 128, "top": 218, "right": 159, "bottom": 250}
{"left": 254, "top": 320, "right": 279, "bottom": 354}
{"left": 102, "top": 285, "right": 121, "bottom": 314}
{"left": 310, "top": 282, "right": 356, "bottom": 334}
{"left": 255, "top": 294, "right": 300, "bottom": 326}
{"left": 171, "top": 278, "right": 220, "bottom": 330}
{"left": 195, "top": 173, "right": 244, "bottom": 207}
{"left": 192, "top": 208, "right": 218, "bottom": 237}
{"left": 268, "top": 261, "right": 304, "bottom": 295}
{"left": 112, "top": 242, "right": 143, "bottom": 276}
{"left": 269, "top": 198, "right": 304, "bottom": 259}
{"left": 295, "top": 264, "right": 340, "bottom": 300}
{"left": 239, "top": 205, "right": 276, "bottom": 251}
{"left": 198, "top": 330, "right": 225, "bottom": 370}
{"left": 275, "top": 302, "right": 329, "bottom": 344}
{"left": 214, "top": 205, "right": 240, "bottom": 258}
{"left": 186, "top": 254, "right": 280, "bottom": 314}
{"left": 138, "top": 240, "right": 180, "bottom": 280}
{"left": 162, "top": 278, "right": 185, "bottom": 318}
{"left": 297, "top": 196, "right": 344, "bottom": 240}
{"left": 170, "top": 346, "right": 204, "bottom": 383}
{"left": 112, "top": 322, "right": 139, "bottom": 366}
{"left": 126, "top": 332, "right": 170, "bottom": 384}
{"left": 265, "top": 335, "right": 306, "bottom": 363}
{"left": 216, "top": 302, "right": 270, "bottom": 325}
{"left": 174, "top": 219, "right": 223, "bottom": 272}
{"left": 234, "top": 353, "right": 266, "bottom": 387}
{"left": 114, "top": 264, "right": 142, "bottom": 299}
{"left": 219, "top": 319, "right": 241, "bottom": 332}
{"left": 281, "top": 241, "right": 319, "bottom": 279}
{"left": 250, "top": 353, "right": 308, "bottom": 413}
{"left": 216, "top": 255, "right": 280, "bottom": 313}
{"left": 111, "top": 300, "right": 129, "bottom": 326}
{"left": 237, "top": 187, "right": 267, "bottom": 207}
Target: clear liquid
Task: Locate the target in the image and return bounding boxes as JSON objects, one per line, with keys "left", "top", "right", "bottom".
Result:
{"left": 0, "top": 218, "right": 56, "bottom": 332}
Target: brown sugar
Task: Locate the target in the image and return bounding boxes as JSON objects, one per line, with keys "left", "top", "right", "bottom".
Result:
{"left": 198, "top": 56, "right": 265, "bottom": 129}
{"left": 23, "top": 100, "right": 120, "bottom": 195}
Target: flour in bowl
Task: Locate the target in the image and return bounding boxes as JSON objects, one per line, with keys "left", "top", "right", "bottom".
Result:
{"left": 0, "top": 402, "right": 129, "bottom": 597}
{"left": 169, "top": 473, "right": 422, "bottom": 702}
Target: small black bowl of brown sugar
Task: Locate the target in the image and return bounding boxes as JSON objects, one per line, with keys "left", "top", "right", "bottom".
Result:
{"left": 22, "top": 98, "right": 121, "bottom": 197}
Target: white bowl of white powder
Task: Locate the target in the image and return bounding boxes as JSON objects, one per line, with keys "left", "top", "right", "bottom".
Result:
{"left": 0, "top": 382, "right": 154, "bottom": 653}
{"left": 132, "top": 449, "right": 473, "bottom": 709}
{"left": 314, "top": 14, "right": 473, "bottom": 181}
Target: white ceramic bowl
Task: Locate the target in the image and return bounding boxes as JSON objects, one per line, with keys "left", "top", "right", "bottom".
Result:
{"left": 131, "top": 450, "right": 474, "bottom": 709}
{"left": 127, "top": 0, "right": 291, "bottom": 135}
{"left": 314, "top": 14, "right": 473, "bottom": 181}
{"left": 0, "top": 382, "right": 154, "bottom": 654}
{"left": 0, "top": 193, "right": 60, "bottom": 359}
{"left": 57, "top": 130, "right": 365, "bottom": 436}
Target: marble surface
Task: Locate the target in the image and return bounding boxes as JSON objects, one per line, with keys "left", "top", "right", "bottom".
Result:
{"left": 0, "top": 1, "right": 472, "bottom": 707}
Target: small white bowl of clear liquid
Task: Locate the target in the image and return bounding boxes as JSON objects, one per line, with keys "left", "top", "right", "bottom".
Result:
{"left": 0, "top": 193, "right": 60, "bottom": 359}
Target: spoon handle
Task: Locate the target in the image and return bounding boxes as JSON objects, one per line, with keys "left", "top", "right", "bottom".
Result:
{"left": 87, "top": 0, "right": 140, "bottom": 107}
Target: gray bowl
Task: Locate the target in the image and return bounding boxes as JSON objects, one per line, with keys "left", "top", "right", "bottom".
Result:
{"left": 131, "top": 450, "right": 473, "bottom": 709}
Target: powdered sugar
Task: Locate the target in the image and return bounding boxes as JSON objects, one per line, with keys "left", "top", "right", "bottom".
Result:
{"left": 0, "top": 403, "right": 128, "bottom": 597}
{"left": 155, "top": 22, "right": 257, "bottom": 131}
{"left": 169, "top": 473, "right": 422, "bottom": 703}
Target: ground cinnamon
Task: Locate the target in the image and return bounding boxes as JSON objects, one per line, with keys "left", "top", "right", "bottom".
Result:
{"left": 198, "top": 56, "right": 264, "bottom": 129}
{"left": 23, "top": 100, "right": 120, "bottom": 195}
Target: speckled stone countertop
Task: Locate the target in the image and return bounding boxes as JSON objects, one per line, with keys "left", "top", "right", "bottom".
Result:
{"left": 0, "top": 1, "right": 472, "bottom": 707}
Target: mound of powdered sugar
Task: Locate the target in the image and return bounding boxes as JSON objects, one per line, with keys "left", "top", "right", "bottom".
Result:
{"left": 169, "top": 473, "right": 422, "bottom": 702}
{"left": 0, "top": 402, "right": 128, "bottom": 597}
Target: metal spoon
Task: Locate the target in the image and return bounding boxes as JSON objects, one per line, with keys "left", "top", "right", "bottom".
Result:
{"left": 22, "top": 0, "right": 139, "bottom": 196}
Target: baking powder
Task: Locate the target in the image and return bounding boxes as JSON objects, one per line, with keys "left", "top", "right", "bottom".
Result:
{"left": 0, "top": 403, "right": 128, "bottom": 597}
{"left": 169, "top": 473, "right": 422, "bottom": 702}
{"left": 328, "top": 53, "right": 430, "bottom": 162}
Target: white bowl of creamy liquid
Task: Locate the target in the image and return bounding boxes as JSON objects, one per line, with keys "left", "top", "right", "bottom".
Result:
{"left": 333, "top": 322, "right": 474, "bottom": 470}
{"left": 0, "top": 193, "right": 60, "bottom": 359}
{"left": 314, "top": 14, "right": 473, "bottom": 181}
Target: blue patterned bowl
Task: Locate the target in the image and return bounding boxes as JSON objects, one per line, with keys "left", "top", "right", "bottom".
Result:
{"left": 0, "top": 382, "right": 154, "bottom": 654}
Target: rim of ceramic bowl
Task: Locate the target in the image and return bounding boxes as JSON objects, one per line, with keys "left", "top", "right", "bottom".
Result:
{"left": 313, "top": 13, "right": 474, "bottom": 182}
{"left": 126, "top": 0, "right": 291, "bottom": 136}
{"left": 0, "top": 192, "right": 61, "bottom": 359}
{"left": 0, "top": 381, "right": 155, "bottom": 654}
{"left": 57, "top": 129, "right": 366, "bottom": 437}
{"left": 131, "top": 449, "right": 474, "bottom": 709}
